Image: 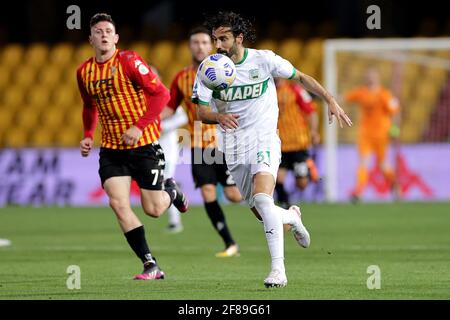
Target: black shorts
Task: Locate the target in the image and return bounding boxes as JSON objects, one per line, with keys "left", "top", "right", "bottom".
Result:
{"left": 280, "top": 150, "right": 310, "bottom": 178}
{"left": 191, "top": 148, "right": 236, "bottom": 188}
{"left": 99, "top": 143, "right": 165, "bottom": 190}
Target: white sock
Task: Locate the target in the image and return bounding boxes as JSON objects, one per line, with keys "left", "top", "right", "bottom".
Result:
{"left": 252, "top": 193, "right": 285, "bottom": 274}
{"left": 168, "top": 205, "right": 181, "bottom": 225}
{"left": 276, "top": 205, "right": 298, "bottom": 226}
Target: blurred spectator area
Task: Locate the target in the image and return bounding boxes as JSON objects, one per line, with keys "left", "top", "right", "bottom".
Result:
{"left": 1, "top": 16, "right": 450, "bottom": 147}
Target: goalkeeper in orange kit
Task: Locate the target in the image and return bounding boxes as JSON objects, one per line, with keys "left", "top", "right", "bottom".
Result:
{"left": 343, "top": 67, "right": 400, "bottom": 202}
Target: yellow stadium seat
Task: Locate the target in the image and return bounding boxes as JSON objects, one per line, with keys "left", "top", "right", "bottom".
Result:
{"left": 0, "top": 108, "right": 14, "bottom": 132}
{"left": 175, "top": 41, "right": 192, "bottom": 67}
{"left": 52, "top": 85, "right": 77, "bottom": 109}
{"left": 2, "top": 86, "right": 25, "bottom": 109}
{"left": 65, "top": 107, "right": 83, "bottom": 128}
{"left": 40, "top": 108, "right": 66, "bottom": 128}
{"left": 14, "top": 106, "right": 40, "bottom": 129}
{"left": 29, "top": 127, "right": 54, "bottom": 147}
{"left": 54, "top": 127, "right": 80, "bottom": 147}
{"left": 37, "top": 64, "right": 62, "bottom": 87}
{"left": 130, "top": 41, "right": 151, "bottom": 62}
{"left": 255, "top": 39, "right": 278, "bottom": 52}
{"left": 3, "top": 129, "right": 29, "bottom": 147}
{"left": 74, "top": 44, "right": 93, "bottom": 65}
{"left": 27, "top": 85, "right": 50, "bottom": 108}
{"left": 278, "top": 38, "right": 303, "bottom": 66}
{"left": 0, "top": 65, "right": 11, "bottom": 90}
{"left": 1, "top": 44, "right": 24, "bottom": 69}
{"left": 149, "top": 41, "right": 174, "bottom": 71}
{"left": 303, "top": 38, "right": 323, "bottom": 61}
{"left": 49, "top": 43, "right": 74, "bottom": 66}
{"left": 24, "top": 43, "right": 49, "bottom": 68}
{"left": 13, "top": 65, "right": 38, "bottom": 89}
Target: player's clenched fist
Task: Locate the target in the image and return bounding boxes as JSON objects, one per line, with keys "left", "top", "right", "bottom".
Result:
{"left": 80, "top": 137, "right": 93, "bottom": 157}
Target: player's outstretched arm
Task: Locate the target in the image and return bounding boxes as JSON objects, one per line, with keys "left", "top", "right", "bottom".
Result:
{"left": 197, "top": 104, "right": 239, "bottom": 129}
{"left": 292, "top": 70, "right": 353, "bottom": 128}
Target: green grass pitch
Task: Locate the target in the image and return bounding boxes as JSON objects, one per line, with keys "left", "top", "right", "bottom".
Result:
{"left": 1, "top": 202, "right": 450, "bottom": 299}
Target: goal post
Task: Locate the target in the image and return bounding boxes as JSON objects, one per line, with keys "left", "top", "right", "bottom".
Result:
{"left": 323, "top": 38, "right": 450, "bottom": 202}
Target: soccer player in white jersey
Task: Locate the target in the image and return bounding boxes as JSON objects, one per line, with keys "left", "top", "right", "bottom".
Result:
{"left": 160, "top": 107, "right": 188, "bottom": 233}
{"left": 192, "top": 12, "right": 352, "bottom": 288}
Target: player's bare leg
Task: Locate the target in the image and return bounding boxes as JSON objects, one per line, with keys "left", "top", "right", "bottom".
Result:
{"left": 104, "top": 177, "right": 143, "bottom": 232}
{"left": 223, "top": 185, "right": 242, "bottom": 203}
{"left": 140, "top": 189, "right": 173, "bottom": 218}
{"left": 104, "top": 177, "right": 164, "bottom": 280}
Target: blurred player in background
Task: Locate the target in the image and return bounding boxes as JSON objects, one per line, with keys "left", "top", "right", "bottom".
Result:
{"left": 160, "top": 106, "right": 188, "bottom": 233}
{"left": 161, "top": 26, "right": 242, "bottom": 257}
{"left": 343, "top": 67, "right": 400, "bottom": 202}
{"left": 194, "top": 12, "right": 352, "bottom": 287}
{"left": 275, "top": 78, "right": 320, "bottom": 209}
{"left": 77, "top": 13, "right": 188, "bottom": 280}
{"left": 150, "top": 66, "right": 188, "bottom": 234}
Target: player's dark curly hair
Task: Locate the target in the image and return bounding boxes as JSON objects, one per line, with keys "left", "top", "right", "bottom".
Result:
{"left": 204, "top": 11, "right": 256, "bottom": 43}
{"left": 90, "top": 13, "right": 116, "bottom": 29}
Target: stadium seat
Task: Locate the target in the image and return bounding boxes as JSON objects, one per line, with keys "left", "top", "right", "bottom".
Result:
{"left": 29, "top": 127, "right": 54, "bottom": 147}
{"left": 2, "top": 86, "right": 25, "bottom": 109}
{"left": 14, "top": 107, "right": 40, "bottom": 129}
{"left": 24, "top": 43, "right": 49, "bottom": 68}
{"left": 1, "top": 44, "right": 24, "bottom": 69}
{"left": 255, "top": 39, "right": 278, "bottom": 52}
{"left": 49, "top": 43, "right": 74, "bottom": 66}
{"left": 38, "top": 65, "right": 62, "bottom": 87}
{"left": 52, "top": 85, "right": 76, "bottom": 109}
{"left": 0, "top": 108, "right": 14, "bottom": 134}
{"left": 40, "top": 108, "right": 66, "bottom": 128}
{"left": 175, "top": 41, "right": 192, "bottom": 67}
{"left": 74, "top": 44, "right": 94, "bottom": 65}
{"left": 130, "top": 41, "right": 151, "bottom": 62}
{"left": 3, "top": 129, "right": 29, "bottom": 147}
{"left": 0, "top": 65, "right": 11, "bottom": 90}
{"left": 26, "top": 85, "right": 51, "bottom": 109}
{"left": 13, "top": 65, "right": 38, "bottom": 89}
{"left": 150, "top": 41, "right": 175, "bottom": 71}
{"left": 54, "top": 126, "right": 80, "bottom": 147}
{"left": 65, "top": 107, "right": 83, "bottom": 129}
{"left": 278, "top": 38, "right": 302, "bottom": 66}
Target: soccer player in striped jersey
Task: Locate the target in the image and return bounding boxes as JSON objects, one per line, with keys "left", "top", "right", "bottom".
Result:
{"left": 194, "top": 12, "right": 352, "bottom": 287}
{"left": 275, "top": 78, "right": 320, "bottom": 209}
{"left": 161, "top": 26, "right": 242, "bottom": 257}
{"left": 77, "top": 13, "right": 188, "bottom": 280}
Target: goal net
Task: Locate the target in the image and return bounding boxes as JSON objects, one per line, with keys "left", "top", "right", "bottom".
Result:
{"left": 323, "top": 38, "right": 450, "bottom": 202}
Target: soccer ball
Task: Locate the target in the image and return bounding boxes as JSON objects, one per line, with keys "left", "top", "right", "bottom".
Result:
{"left": 198, "top": 54, "right": 236, "bottom": 91}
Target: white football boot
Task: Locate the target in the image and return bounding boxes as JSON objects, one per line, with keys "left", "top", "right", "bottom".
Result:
{"left": 264, "top": 269, "right": 288, "bottom": 288}
{"left": 289, "top": 205, "right": 311, "bottom": 248}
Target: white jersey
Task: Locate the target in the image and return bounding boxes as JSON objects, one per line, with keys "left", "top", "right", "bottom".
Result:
{"left": 192, "top": 48, "right": 296, "bottom": 156}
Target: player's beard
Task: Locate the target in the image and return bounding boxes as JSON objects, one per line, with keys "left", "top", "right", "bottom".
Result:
{"left": 217, "top": 40, "right": 238, "bottom": 59}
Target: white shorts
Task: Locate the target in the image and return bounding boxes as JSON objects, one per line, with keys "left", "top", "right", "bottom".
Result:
{"left": 224, "top": 133, "right": 281, "bottom": 207}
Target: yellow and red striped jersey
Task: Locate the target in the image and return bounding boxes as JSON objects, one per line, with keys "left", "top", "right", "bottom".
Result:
{"left": 168, "top": 65, "right": 217, "bottom": 149}
{"left": 77, "top": 49, "right": 169, "bottom": 149}
{"left": 277, "top": 79, "right": 316, "bottom": 152}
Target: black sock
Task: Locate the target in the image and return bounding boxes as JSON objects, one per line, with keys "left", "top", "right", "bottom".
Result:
{"left": 124, "top": 226, "right": 154, "bottom": 264}
{"left": 275, "top": 183, "right": 289, "bottom": 204}
{"left": 204, "top": 200, "right": 235, "bottom": 248}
